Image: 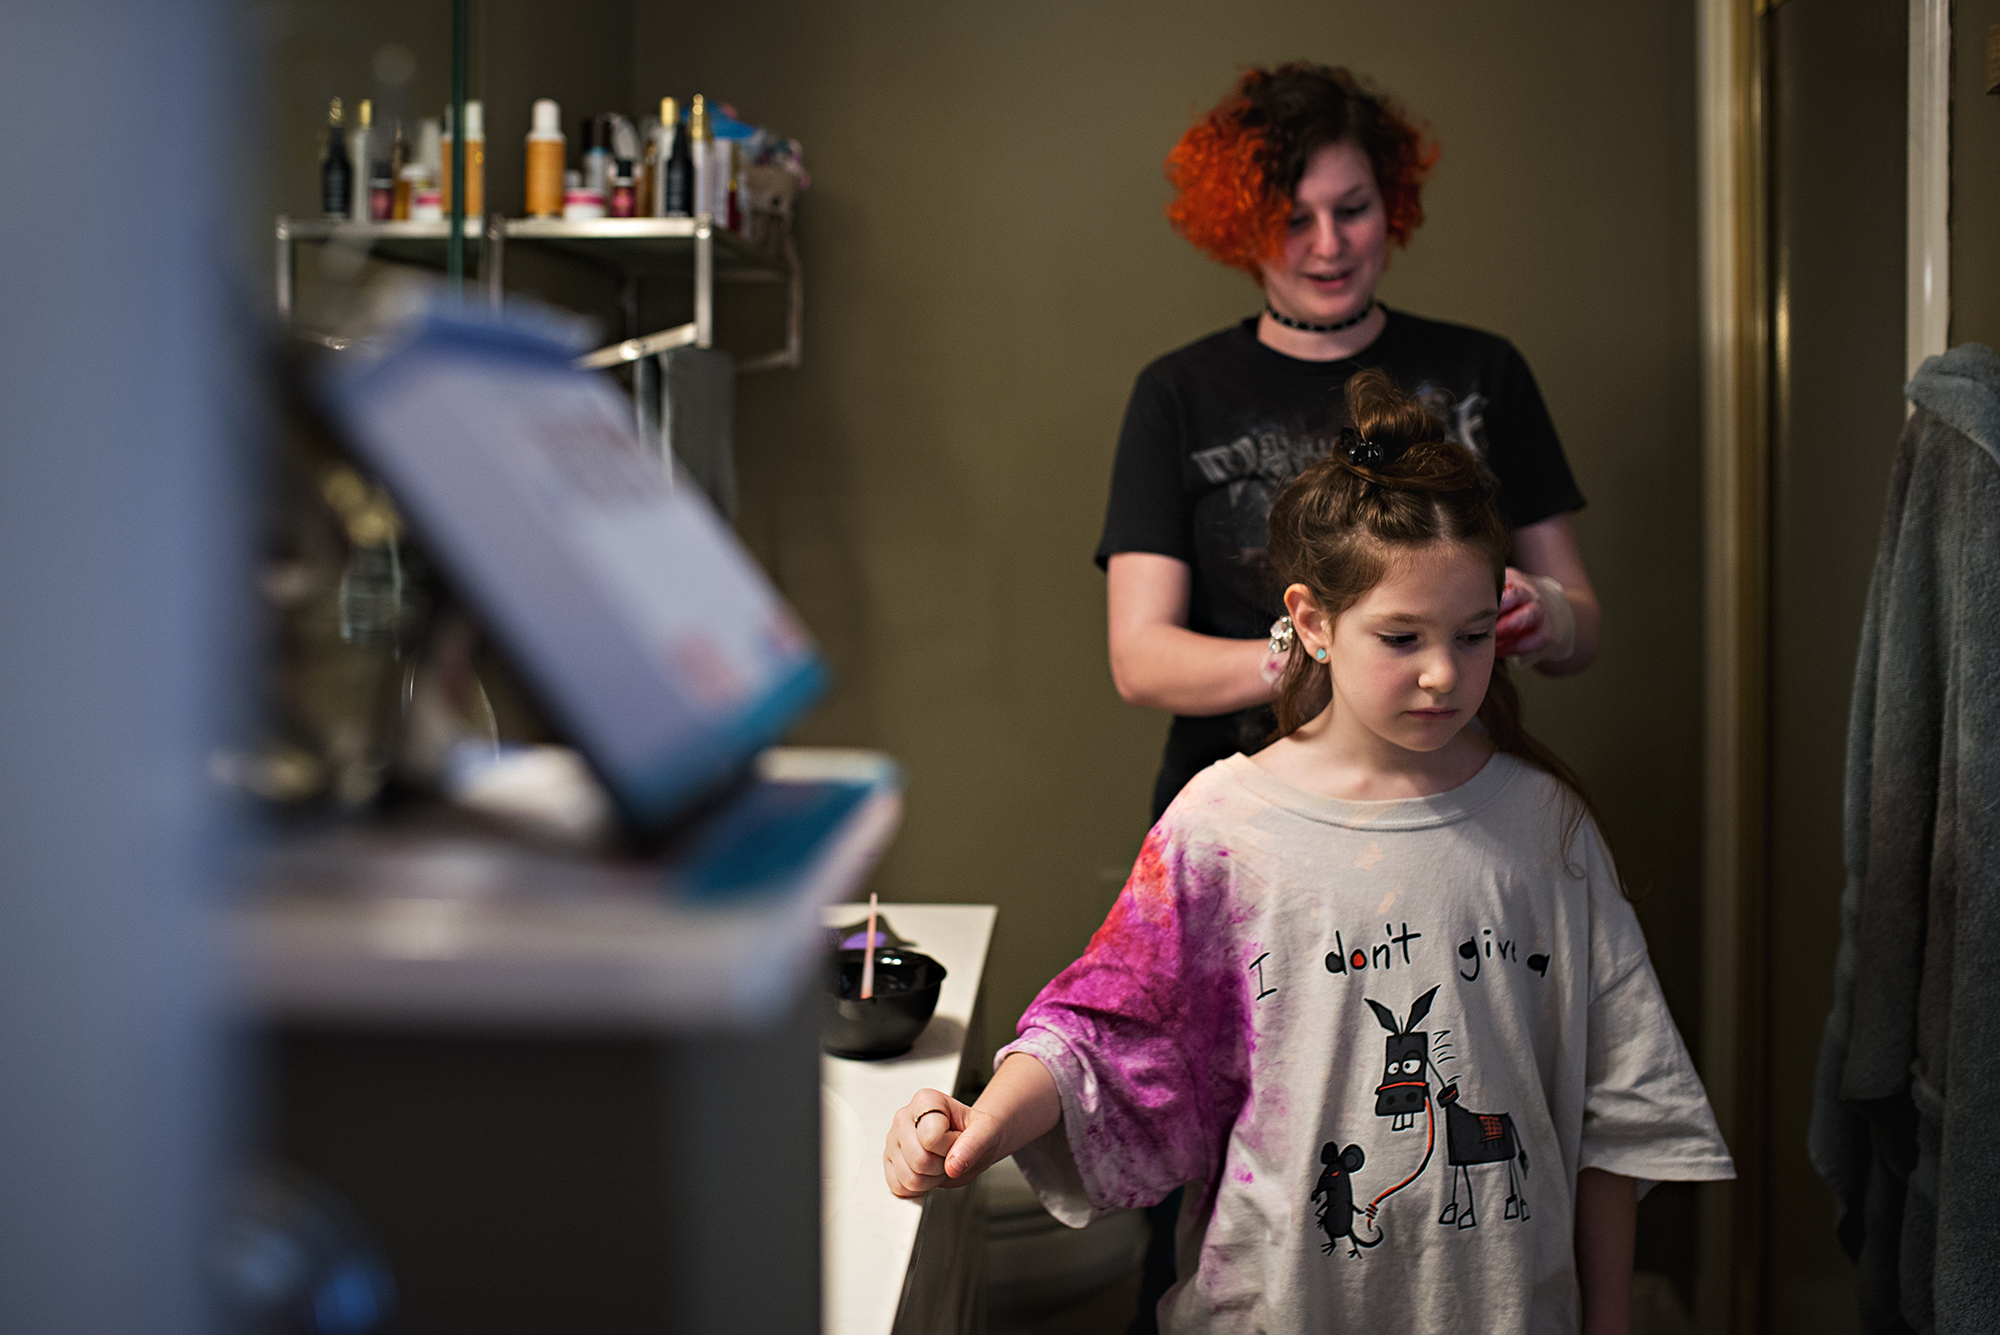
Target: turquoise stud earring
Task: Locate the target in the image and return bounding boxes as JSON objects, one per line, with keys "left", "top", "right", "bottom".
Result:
{"left": 1314, "top": 647, "right": 1329, "bottom": 662}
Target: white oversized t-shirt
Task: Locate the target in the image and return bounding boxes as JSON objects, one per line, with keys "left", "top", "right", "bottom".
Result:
{"left": 999, "top": 752, "right": 1733, "bottom": 1335}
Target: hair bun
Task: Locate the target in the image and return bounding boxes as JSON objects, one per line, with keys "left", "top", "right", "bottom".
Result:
{"left": 1339, "top": 368, "right": 1482, "bottom": 494}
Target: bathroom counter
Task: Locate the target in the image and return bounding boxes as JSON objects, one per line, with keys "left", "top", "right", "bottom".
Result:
{"left": 822, "top": 902, "right": 996, "bottom": 1335}
{"left": 235, "top": 748, "right": 903, "bottom": 1032}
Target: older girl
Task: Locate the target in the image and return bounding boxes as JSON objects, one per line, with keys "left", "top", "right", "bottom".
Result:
{"left": 888, "top": 372, "right": 1729, "bottom": 1334}
{"left": 1104, "top": 63, "right": 1600, "bottom": 821}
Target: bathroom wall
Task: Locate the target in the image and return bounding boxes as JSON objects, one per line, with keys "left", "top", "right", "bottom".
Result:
{"left": 257, "top": 0, "right": 1716, "bottom": 1302}
{"left": 633, "top": 0, "right": 1702, "bottom": 1041}
{"left": 262, "top": 0, "right": 637, "bottom": 334}
{"left": 1954, "top": 0, "right": 2000, "bottom": 351}
{"left": 1763, "top": 1, "right": 1907, "bottom": 1327}
{"left": 263, "top": 7, "right": 1707, "bottom": 1110}
{"left": 632, "top": 0, "right": 1705, "bottom": 1286}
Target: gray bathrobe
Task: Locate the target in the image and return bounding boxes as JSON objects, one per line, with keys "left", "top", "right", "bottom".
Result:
{"left": 1811, "top": 343, "right": 2000, "bottom": 1335}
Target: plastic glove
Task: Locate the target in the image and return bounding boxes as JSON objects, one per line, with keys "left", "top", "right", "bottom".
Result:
{"left": 1496, "top": 569, "right": 1577, "bottom": 667}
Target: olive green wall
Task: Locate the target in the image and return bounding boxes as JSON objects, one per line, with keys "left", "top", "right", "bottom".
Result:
{"left": 633, "top": 0, "right": 1703, "bottom": 1207}
{"left": 1764, "top": 1, "right": 1906, "bottom": 1327}
{"left": 263, "top": 0, "right": 637, "bottom": 334}
{"left": 263, "top": 0, "right": 1713, "bottom": 1300}
{"left": 1954, "top": 0, "right": 2000, "bottom": 350}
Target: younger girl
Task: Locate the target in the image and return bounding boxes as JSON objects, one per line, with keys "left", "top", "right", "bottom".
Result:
{"left": 884, "top": 371, "right": 1731, "bottom": 1333}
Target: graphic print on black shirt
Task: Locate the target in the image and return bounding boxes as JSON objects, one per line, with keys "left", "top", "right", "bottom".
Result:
{"left": 1097, "top": 310, "right": 1588, "bottom": 816}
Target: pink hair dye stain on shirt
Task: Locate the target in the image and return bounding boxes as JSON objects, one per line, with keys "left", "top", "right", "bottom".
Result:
{"left": 1014, "top": 826, "right": 1256, "bottom": 1208}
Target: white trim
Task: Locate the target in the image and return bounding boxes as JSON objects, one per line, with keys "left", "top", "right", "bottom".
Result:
{"left": 1908, "top": 0, "right": 1951, "bottom": 380}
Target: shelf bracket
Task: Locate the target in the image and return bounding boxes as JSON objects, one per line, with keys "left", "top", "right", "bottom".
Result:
{"left": 485, "top": 212, "right": 506, "bottom": 315}
{"left": 738, "top": 234, "right": 804, "bottom": 375}
{"left": 275, "top": 217, "right": 295, "bottom": 321}
{"left": 694, "top": 215, "right": 714, "bottom": 349}
{"left": 576, "top": 323, "right": 700, "bottom": 370}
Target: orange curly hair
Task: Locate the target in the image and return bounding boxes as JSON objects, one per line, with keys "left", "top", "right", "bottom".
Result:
{"left": 1166, "top": 64, "right": 1438, "bottom": 279}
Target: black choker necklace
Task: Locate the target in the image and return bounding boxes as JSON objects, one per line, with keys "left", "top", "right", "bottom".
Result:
{"left": 1264, "top": 299, "right": 1376, "bottom": 334}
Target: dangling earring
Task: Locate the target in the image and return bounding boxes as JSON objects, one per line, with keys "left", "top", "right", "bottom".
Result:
{"left": 1314, "top": 647, "right": 1329, "bottom": 662}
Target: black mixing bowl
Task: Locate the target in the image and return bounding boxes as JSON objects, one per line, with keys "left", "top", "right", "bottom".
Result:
{"left": 823, "top": 948, "right": 947, "bottom": 1059}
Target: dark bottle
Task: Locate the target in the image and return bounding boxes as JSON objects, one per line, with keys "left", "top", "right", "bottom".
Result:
{"left": 320, "top": 98, "right": 352, "bottom": 220}
{"left": 663, "top": 111, "right": 693, "bottom": 217}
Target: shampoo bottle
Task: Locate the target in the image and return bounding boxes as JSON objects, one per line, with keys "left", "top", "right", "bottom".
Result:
{"left": 440, "top": 100, "right": 485, "bottom": 218}
{"left": 320, "top": 98, "right": 351, "bottom": 220}
{"left": 416, "top": 117, "right": 442, "bottom": 187}
{"left": 582, "top": 115, "right": 612, "bottom": 198}
{"left": 689, "top": 95, "right": 711, "bottom": 220}
{"left": 348, "top": 98, "right": 373, "bottom": 220}
{"left": 525, "top": 98, "right": 564, "bottom": 218}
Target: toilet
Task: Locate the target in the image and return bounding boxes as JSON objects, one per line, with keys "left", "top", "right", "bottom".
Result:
{"left": 985, "top": 1155, "right": 1148, "bottom": 1326}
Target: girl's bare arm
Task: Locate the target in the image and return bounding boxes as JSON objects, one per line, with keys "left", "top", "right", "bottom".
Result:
{"left": 1574, "top": 1167, "right": 1636, "bottom": 1335}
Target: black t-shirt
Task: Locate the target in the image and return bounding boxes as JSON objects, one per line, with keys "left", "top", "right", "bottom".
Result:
{"left": 1097, "top": 308, "right": 1586, "bottom": 817}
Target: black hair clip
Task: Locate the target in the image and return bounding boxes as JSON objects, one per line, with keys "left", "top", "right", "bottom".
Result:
{"left": 1340, "top": 426, "right": 1396, "bottom": 469}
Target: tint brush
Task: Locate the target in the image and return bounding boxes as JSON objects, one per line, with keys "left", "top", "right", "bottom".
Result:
{"left": 859, "top": 893, "right": 879, "bottom": 1000}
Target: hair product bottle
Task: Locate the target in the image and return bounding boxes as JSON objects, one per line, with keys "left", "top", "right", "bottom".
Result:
{"left": 411, "top": 119, "right": 443, "bottom": 223}
{"left": 348, "top": 98, "right": 373, "bottom": 221}
{"left": 664, "top": 99, "right": 692, "bottom": 217}
{"left": 320, "top": 98, "right": 351, "bottom": 220}
{"left": 582, "top": 115, "right": 611, "bottom": 198}
{"left": 638, "top": 100, "right": 664, "bottom": 218}
{"left": 387, "top": 121, "right": 410, "bottom": 220}
{"left": 416, "top": 117, "right": 442, "bottom": 186}
{"left": 562, "top": 169, "right": 604, "bottom": 221}
{"left": 649, "top": 97, "right": 677, "bottom": 218}
{"left": 525, "top": 98, "right": 564, "bottom": 219}
{"left": 609, "top": 159, "right": 636, "bottom": 217}
{"left": 724, "top": 139, "right": 741, "bottom": 231}
{"left": 689, "top": 95, "right": 712, "bottom": 220}
{"left": 440, "top": 100, "right": 485, "bottom": 218}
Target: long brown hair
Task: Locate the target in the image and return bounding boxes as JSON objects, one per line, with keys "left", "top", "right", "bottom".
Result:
{"left": 1264, "top": 368, "right": 1608, "bottom": 877}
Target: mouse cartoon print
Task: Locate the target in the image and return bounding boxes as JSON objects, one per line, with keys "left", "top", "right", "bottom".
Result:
{"left": 1310, "top": 1142, "right": 1382, "bottom": 1258}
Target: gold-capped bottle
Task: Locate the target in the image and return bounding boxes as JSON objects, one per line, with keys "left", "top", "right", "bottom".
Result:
{"left": 689, "top": 94, "right": 712, "bottom": 220}
{"left": 664, "top": 97, "right": 691, "bottom": 217}
{"left": 348, "top": 98, "right": 372, "bottom": 221}
{"left": 320, "top": 98, "right": 351, "bottom": 220}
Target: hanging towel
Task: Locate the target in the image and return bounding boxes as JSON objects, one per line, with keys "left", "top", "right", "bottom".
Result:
{"left": 1810, "top": 342, "right": 2000, "bottom": 1335}
{"left": 660, "top": 346, "right": 738, "bottom": 522}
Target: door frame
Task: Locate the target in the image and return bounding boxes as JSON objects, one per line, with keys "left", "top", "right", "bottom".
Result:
{"left": 1697, "top": 0, "right": 1951, "bottom": 1327}
{"left": 1697, "top": 0, "right": 1771, "bottom": 1325}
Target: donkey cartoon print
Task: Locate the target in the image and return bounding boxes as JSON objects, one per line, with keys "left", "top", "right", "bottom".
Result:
{"left": 1368, "top": 986, "right": 1437, "bottom": 1132}
{"left": 1365, "top": 983, "right": 1531, "bottom": 1230}
{"left": 1435, "top": 1082, "right": 1530, "bottom": 1229}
